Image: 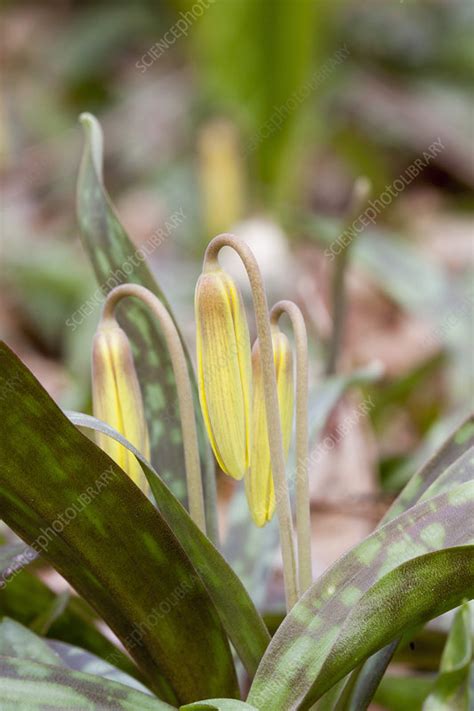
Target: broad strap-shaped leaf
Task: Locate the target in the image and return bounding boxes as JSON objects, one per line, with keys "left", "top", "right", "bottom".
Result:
{"left": 325, "top": 641, "right": 399, "bottom": 711}
{"left": 0, "top": 567, "right": 140, "bottom": 683}
{"left": 385, "top": 415, "right": 474, "bottom": 522}
{"left": 0, "top": 656, "right": 176, "bottom": 710}
{"left": 0, "top": 618, "right": 63, "bottom": 666}
{"left": 312, "top": 550, "right": 473, "bottom": 703}
{"left": 77, "top": 112, "right": 218, "bottom": 542}
{"left": 68, "top": 410, "right": 270, "bottom": 677}
{"left": 248, "top": 484, "right": 474, "bottom": 710}
{"left": 423, "top": 602, "right": 472, "bottom": 710}
{"left": 0, "top": 342, "right": 238, "bottom": 704}
{"left": 48, "top": 639, "right": 152, "bottom": 694}
{"left": 223, "top": 484, "right": 278, "bottom": 610}
{"left": 0, "top": 616, "right": 152, "bottom": 695}
{"left": 181, "top": 701, "right": 259, "bottom": 710}
{"left": 0, "top": 616, "right": 152, "bottom": 694}
{"left": 252, "top": 548, "right": 474, "bottom": 710}
{"left": 340, "top": 415, "right": 474, "bottom": 709}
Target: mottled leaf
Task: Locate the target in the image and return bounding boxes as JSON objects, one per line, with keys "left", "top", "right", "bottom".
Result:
{"left": 67, "top": 410, "right": 270, "bottom": 677}
{"left": 77, "top": 112, "right": 218, "bottom": 542}
{"left": 248, "top": 484, "right": 474, "bottom": 710}
{"left": 48, "top": 639, "right": 152, "bottom": 695}
{"left": 259, "top": 548, "right": 473, "bottom": 709}
{"left": 223, "top": 487, "right": 279, "bottom": 610}
{"left": 385, "top": 415, "right": 474, "bottom": 522}
{"left": 0, "top": 343, "right": 238, "bottom": 704}
{"left": 0, "top": 618, "right": 63, "bottom": 666}
{"left": 0, "top": 567, "right": 140, "bottom": 683}
{"left": 0, "top": 656, "right": 176, "bottom": 710}
{"left": 423, "top": 602, "right": 472, "bottom": 710}
{"left": 0, "top": 618, "right": 151, "bottom": 694}
{"left": 340, "top": 416, "right": 474, "bottom": 709}
{"left": 181, "top": 701, "right": 258, "bottom": 711}
{"left": 1, "top": 616, "right": 151, "bottom": 695}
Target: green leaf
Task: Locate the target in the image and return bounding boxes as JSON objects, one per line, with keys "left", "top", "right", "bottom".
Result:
{"left": 48, "top": 639, "right": 152, "bottom": 694}
{"left": 0, "top": 656, "right": 176, "bottom": 710}
{"left": 76, "top": 112, "right": 218, "bottom": 542}
{"left": 248, "top": 483, "right": 474, "bottom": 710}
{"left": 0, "top": 616, "right": 152, "bottom": 695}
{"left": 423, "top": 603, "right": 473, "bottom": 710}
{"left": 181, "top": 701, "right": 258, "bottom": 711}
{"left": 384, "top": 415, "right": 474, "bottom": 522}
{"left": 0, "top": 568, "right": 141, "bottom": 683}
{"left": 261, "top": 548, "right": 473, "bottom": 709}
{"left": 67, "top": 410, "right": 270, "bottom": 677}
{"left": 0, "top": 342, "right": 238, "bottom": 704}
{"left": 0, "top": 618, "right": 63, "bottom": 666}
{"left": 340, "top": 416, "right": 474, "bottom": 709}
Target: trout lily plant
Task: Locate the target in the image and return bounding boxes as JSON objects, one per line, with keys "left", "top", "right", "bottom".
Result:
{"left": 0, "top": 113, "right": 472, "bottom": 711}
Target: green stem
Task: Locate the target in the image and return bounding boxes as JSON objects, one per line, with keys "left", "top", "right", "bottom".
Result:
{"left": 326, "top": 177, "right": 371, "bottom": 376}
{"left": 205, "top": 235, "right": 299, "bottom": 609}
{"left": 103, "top": 284, "right": 207, "bottom": 534}
{"left": 271, "top": 300, "right": 312, "bottom": 595}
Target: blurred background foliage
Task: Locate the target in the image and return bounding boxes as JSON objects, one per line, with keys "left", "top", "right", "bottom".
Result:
{"left": 1, "top": 0, "right": 473, "bottom": 556}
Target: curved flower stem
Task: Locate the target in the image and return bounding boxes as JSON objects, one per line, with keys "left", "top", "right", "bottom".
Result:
{"left": 102, "top": 284, "right": 207, "bottom": 534}
{"left": 271, "top": 300, "right": 312, "bottom": 595}
{"left": 204, "top": 234, "right": 299, "bottom": 609}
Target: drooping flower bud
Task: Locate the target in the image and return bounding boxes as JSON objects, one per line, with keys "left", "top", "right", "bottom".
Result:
{"left": 195, "top": 268, "right": 252, "bottom": 480}
{"left": 246, "top": 330, "right": 294, "bottom": 527}
{"left": 92, "top": 319, "right": 150, "bottom": 493}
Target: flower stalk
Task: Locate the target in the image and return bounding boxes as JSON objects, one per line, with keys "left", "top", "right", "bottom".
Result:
{"left": 204, "top": 234, "right": 299, "bottom": 609}
{"left": 271, "top": 300, "right": 312, "bottom": 595}
{"left": 102, "top": 284, "right": 207, "bottom": 534}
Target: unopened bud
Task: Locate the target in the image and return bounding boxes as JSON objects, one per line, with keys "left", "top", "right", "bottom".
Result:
{"left": 92, "top": 319, "right": 149, "bottom": 493}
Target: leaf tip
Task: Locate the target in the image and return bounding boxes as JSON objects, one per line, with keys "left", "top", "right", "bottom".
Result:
{"left": 78, "top": 112, "right": 103, "bottom": 182}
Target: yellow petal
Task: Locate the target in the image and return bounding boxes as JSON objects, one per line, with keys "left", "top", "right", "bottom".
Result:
{"left": 92, "top": 321, "right": 150, "bottom": 493}
{"left": 246, "top": 331, "right": 294, "bottom": 526}
{"left": 195, "top": 269, "right": 252, "bottom": 479}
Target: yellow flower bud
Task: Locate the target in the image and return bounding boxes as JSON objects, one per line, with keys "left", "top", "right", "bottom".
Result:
{"left": 246, "top": 330, "right": 294, "bottom": 527}
{"left": 92, "top": 319, "right": 150, "bottom": 493}
{"left": 195, "top": 268, "right": 252, "bottom": 480}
